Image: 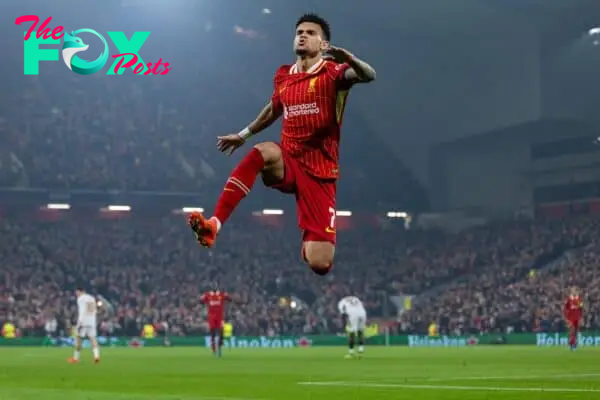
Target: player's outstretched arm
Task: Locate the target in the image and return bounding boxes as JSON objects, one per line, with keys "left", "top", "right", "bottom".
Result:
{"left": 324, "top": 45, "right": 376, "bottom": 83}
{"left": 217, "top": 101, "right": 283, "bottom": 155}
{"left": 247, "top": 101, "right": 283, "bottom": 136}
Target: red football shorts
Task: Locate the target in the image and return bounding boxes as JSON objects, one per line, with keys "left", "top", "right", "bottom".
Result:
{"left": 208, "top": 317, "right": 223, "bottom": 331}
{"left": 568, "top": 318, "right": 580, "bottom": 330}
{"left": 266, "top": 151, "right": 337, "bottom": 244}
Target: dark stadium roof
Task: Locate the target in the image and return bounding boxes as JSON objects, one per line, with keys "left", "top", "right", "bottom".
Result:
{"left": 311, "top": 0, "right": 600, "bottom": 37}
{"left": 431, "top": 118, "right": 600, "bottom": 150}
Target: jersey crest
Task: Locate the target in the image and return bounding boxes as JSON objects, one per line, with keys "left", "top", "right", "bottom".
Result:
{"left": 307, "top": 77, "right": 318, "bottom": 93}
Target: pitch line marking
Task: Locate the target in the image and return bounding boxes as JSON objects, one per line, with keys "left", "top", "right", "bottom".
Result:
{"left": 1, "top": 388, "right": 261, "bottom": 400}
{"left": 425, "top": 372, "right": 600, "bottom": 382}
{"left": 297, "top": 381, "right": 600, "bottom": 393}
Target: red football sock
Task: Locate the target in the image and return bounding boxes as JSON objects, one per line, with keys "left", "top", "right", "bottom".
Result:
{"left": 569, "top": 327, "right": 577, "bottom": 346}
{"left": 214, "top": 148, "right": 265, "bottom": 225}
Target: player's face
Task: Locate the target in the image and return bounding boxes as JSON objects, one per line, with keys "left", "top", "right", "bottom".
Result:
{"left": 294, "top": 22, "right": 328, "bottom": 57}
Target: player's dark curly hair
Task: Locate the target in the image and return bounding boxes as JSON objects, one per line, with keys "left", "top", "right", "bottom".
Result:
{"left": 296, "top": 13, "right": 331, "bottom": 41}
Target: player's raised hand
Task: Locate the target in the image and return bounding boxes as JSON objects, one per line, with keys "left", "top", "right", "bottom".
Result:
{"left": 216, "top": 134, "right": 245, "bottom": 156}
{"left": 323, "top": 45, "right": 353, "bottom": 63}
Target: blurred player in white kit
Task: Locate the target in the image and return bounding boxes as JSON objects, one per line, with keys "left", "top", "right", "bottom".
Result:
{"left": 68, "top": 288, "right": 100, "bottom": 364}
{"left": 338, "top": 295, "right": 366, "bottom": 358}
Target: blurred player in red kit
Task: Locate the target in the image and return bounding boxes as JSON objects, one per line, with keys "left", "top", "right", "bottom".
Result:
{"left": 563, "top": 286, "right": 583, "bottom": 350}
{"left": 188, "top": 13, "right": 375, "bottom": 276}
{"left": 201, "top": 286, "right": 232, "bottom": 357}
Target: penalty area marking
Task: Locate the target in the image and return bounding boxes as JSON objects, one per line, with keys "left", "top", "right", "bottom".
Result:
{"left": 297, "top": 381, "right": 600, "bottom": 393}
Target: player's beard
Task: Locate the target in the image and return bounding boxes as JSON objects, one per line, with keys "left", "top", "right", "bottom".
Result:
{"left": 295, "top": 47, "right": 320, "bottom": 58}
{"left": 295, "top": 47, "right": 308, "bottom": 56}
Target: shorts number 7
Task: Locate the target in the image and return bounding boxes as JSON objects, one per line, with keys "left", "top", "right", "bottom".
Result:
{"left": 328, "top": 207, "right": 336, "bottom": 230}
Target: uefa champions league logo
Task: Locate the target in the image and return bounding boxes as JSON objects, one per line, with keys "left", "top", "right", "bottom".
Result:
{"left": 16, "top": 15, "right": 172, "bottom": 75}
{"left": 62, "top": 29, "right": 109, "bottom": 75}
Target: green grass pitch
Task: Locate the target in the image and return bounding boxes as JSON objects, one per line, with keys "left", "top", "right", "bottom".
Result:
{"left": 0, "top": 346, "right": 599, "bottom": 399}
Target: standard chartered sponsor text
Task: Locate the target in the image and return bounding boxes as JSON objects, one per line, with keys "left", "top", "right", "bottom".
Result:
{"left": 536, "top": 333, "right": 600, "bottom": 347}
{"left": 285, "top": 102, "right": 320, "bottom": 118}
{"left": 205, "top": 336, "right": 296, "bottom": 349}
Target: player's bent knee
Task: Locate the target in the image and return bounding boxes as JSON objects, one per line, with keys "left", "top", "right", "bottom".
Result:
{"left": 253, "top": 142, "right": 282, "bottom": 165}
{"left": 310, "top": 263, "right": 332, "bottom": 276}
{"left": 306, "top": 254, "right": 333, "bottom": 276}
{"left": 304, "top": 241, "right": 334, "bottom": 275}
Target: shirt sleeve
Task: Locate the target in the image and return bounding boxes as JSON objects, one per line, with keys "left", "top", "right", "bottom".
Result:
{"left": 270, "top": 69, "right": 284, "bottom": 113}
{"left": 331, "top": 62, "right": 353, "bottom": 91}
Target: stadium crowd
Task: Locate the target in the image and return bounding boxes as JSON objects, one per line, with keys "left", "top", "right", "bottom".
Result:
{"left": 404, "top": 218, "right": 600, "bottom": 336}
{"left": 1, "top": 212, "right": 598, "bottom": 338}
{"left": 1, "top": 71, "right": 225, "bottom": 191}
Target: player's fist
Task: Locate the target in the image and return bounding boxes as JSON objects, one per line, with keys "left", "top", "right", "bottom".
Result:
{"left": 217, "top": 134, "right": 245, "bottom": 156}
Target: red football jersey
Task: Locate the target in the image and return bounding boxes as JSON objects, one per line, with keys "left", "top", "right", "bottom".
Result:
{"left": 271, "top": 59, "right": 354, "bottom": 180}
{"left": 564, "top": 295, "right": 583, "bottom": 319}
{"left": 201, "top": 291, "right": 231, "bottom": 319}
